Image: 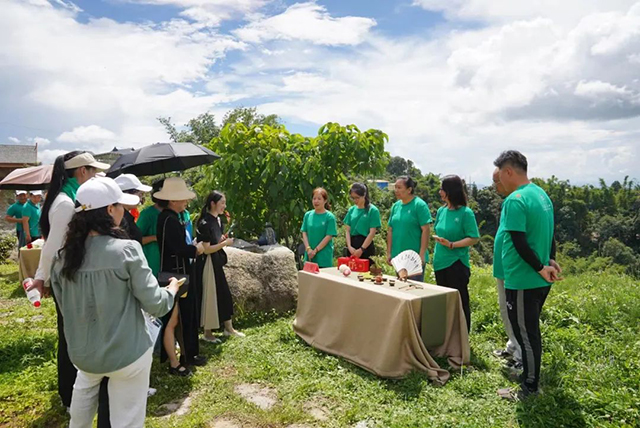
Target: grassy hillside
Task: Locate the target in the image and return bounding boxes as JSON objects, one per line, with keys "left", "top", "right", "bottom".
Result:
{"left": 0, "top": 263, "right": 638, "bottom": 427}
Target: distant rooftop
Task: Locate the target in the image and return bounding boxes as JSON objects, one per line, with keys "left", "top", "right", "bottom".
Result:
{"left": 0, "top": 144, "right": 38, "bottom": 165}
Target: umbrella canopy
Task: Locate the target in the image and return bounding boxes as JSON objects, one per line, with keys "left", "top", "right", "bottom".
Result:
{"left": 106, "top": 142, "right": 220, "bottom": 178}
{"left": 0, "top": 165, "right": 53, "bottom": 190}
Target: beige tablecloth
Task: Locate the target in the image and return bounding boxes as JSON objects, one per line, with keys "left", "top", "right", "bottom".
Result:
{"left": 18, "top": 247, "right": 41, "bottom": 283}
{"left": 293, "top": 268, "right": 470, "bottom": 383}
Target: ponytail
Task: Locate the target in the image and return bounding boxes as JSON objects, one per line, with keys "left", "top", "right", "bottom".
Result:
{"left": 350, "top": 182, "right": 370, "bottom": 211}
{"left": 40, "top": 151, "right": 85, "bottom": 238}
{"left": 197, "top": 191, "right": 225, "bottom": 228}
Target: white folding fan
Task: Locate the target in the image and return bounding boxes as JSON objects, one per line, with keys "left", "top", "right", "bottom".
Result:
{"left": 391, "top": 250, "right": 423, "bottom": 279}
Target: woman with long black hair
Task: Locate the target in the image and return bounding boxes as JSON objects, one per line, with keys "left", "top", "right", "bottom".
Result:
{"left": 155, "top": 177, "right": 206, "bottom": 376}
{"left": 27, "top": 151, "right": 109, "bottom": 411}
{"left": 50, "top": 176, "right": 178, "bottom": 427}
{"left": 196, "top": 191, "right": 244, "bottom": 343}
{"left": 343, "top": 182, "right": 381, "bottom": 266}
{"left": 432, "top": 175, "right": 480, "bottom": 333}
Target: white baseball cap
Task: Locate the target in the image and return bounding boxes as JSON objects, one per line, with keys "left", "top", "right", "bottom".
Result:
{"left": 64, "top": 152, "right": 110, "bottom": 171}
{"left": 15, "top": 190, "right": 27, "bottom": 196}
{"left": 75, "top": 177, "right": 140, "bottom": 212}
{"left": 30, "top": 190, "right": 43, "bottom": 196}
{"left": 115, "top": 174, "right": 152, "bottom": 192}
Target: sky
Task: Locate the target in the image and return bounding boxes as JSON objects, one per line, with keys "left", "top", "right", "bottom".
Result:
{"left": 2, "top": 0, "right": 640, "bottom": 185}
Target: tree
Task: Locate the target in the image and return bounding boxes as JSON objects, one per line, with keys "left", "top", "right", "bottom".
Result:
{"left": 386, "top": 156, "right": 407, "bottom": 178}
{"left": 201, "top": 122, "right": 389, "bottom": 248}
{"left": 222, "top": 107, "right": 280, "bottom": 128}
{"left": 158, "top": 112, "right": 220, "bottom": 144}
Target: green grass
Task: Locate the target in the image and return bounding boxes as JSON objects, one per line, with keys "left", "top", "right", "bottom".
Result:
{"left": 0, "top": 262, "right": 638, "bottom": 427}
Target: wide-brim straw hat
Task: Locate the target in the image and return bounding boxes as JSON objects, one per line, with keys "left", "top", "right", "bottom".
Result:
{"left": 153, "top": 177, "right": 196, "bottom": 201}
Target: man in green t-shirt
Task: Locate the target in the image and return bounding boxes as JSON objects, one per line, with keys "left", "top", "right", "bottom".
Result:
{"left": 5, "top": 190, "right": 27, "bottom": 247}
{"left": 494, "top": 150, "right": 561, "bottom": 402}
{"left": 22, "top": 190, "right": 43, "bottom": 243}
{"left": 491, "top": 168, "right": 522, "bottom": 368}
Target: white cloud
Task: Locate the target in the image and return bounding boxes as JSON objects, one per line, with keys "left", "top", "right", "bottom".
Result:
{"left": 39, "top": 149, "right": 67, "bottom": 165}
{"left": 8, "top": 137, "right": 21, "bottom": 143}
{"left": 31, "top": 137, "right": 51, "bottom": 146}
{"left": 126, "top": 0, "right": 269, "bottom": 27}
{"left": 57, "top": 125, "right": 117, "bottom": 144}
{"left": 234, "top": 2, "right": 376, "bottom": 46}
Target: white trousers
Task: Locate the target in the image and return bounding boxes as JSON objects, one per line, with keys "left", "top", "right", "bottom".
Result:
{"left": 70, "top": 347, "right": 153, "bottom": 428}
{"left": 497, "top": 278, "right": 522, "bottom": 361}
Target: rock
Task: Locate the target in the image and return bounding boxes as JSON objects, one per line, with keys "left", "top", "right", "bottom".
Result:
{"left": 157, "top": 396, "right": 193, "bottom": 417}
{"left": 233, "top": 383, "right": 277, "bottom": 410}
{"left": 224, "top": 246, "right": 298, "bottom": 313}
{"left": 303, "top": 401, "right": 330, "bottom": 421}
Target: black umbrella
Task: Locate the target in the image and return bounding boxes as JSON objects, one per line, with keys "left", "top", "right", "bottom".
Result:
{"left": 106, "top": 142, "right": 220, "bottom": 177}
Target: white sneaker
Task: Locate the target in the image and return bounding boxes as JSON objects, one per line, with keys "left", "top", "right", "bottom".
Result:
{"left": 223, "top": 330, "right": 246, "bottom": 338}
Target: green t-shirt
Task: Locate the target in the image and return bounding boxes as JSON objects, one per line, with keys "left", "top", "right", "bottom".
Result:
{"left": 343, "top": 204, "right": 382, "bottom": 237}
{"left": 22, "top": 200, "right": 41, "bottom": 237}
{"left": 493, "top": 204, "right": 506, "bottom": 279}
{"left": 7, "top": 202, "right": 24, "bottom": 232}
{"left": 433, "top": 206, "right": 479, "bottom": 271}
{"left": 388, "top": 196, "right": 433, "bottom": 262}
{"left": 137, "top": 205, "right": 161, "bottom": 277}
{"left": 502, "top": 183, "right": 554, "bottom": 290}
{"left": 301, "top": 210, "right": 338, "bottom": 268}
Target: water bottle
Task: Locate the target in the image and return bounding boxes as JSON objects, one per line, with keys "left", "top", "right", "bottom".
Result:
{"left": 22, "top": 278, "right": 41, "bottom": 308}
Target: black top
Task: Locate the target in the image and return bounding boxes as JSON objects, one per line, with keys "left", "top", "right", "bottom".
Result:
{"left": 196, "top": 212, "right": 227, "bottom": 266}
{"left": 509, "top": 231, "right": 557, "bottom": 272}
{"left": 157, "top": 209, "right": 197, "bottom": 274}
{"left": 121, "top": 210, "right": 143, "bottom": 244}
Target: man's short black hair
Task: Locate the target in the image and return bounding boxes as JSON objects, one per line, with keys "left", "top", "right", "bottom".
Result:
{"left": 494, "top": 150, "right": 528, "bottom": 173}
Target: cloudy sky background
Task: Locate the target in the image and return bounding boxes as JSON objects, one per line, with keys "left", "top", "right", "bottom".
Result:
{"left": 2, "top": 0, "right": 640, "bottom": 184}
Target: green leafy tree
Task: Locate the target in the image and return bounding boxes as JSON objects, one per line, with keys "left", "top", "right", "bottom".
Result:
{"left": 201, "top": 122, "right": 389, "bottom": 248}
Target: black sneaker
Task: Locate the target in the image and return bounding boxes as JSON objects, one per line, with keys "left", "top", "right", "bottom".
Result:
{"left": 502, "top": 360, "right": 523, "bottom": 382}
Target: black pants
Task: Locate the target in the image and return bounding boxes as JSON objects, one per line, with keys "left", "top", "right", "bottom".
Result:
{"left": 343, "top": 235, "right": 375, "bottom": 265}
{"left": 53, "top": 288, "right": 111, "bottom": 426}
{"left": 506, "top": 286, "right": 551, "bottom": 393}
{"left": 435, "top": 260, "right": 471, "bottom": 333}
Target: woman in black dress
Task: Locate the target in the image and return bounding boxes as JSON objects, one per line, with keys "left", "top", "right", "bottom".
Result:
{"left": 155, "top": 177, "right": 206, "bottom": 376}
{"left": 196, "top": 191, "right": 244, "bottom": 339}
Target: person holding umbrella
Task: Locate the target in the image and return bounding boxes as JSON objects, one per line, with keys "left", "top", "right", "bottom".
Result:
{"left": 115, "top": 174, "right": 152, "bottom": 245}
{"left": 22, "top": 190, "right": 43, "bottom": 243}
{"left": 5, "top": 190, "right": 27, "bottom": 248}
{"left": 155, "top": 177, "right": 206, "bottom": 375}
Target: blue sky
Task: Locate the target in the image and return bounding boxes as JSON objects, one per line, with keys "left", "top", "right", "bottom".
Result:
{"left": 2, "top": 0, "right": 640, "bottom": 184}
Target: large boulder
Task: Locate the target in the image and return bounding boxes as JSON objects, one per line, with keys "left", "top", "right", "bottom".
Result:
{"left": 224, "top": 245, "right": 298, "bottom": 313}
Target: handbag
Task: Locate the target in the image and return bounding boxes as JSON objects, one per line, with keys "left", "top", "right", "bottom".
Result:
{"left": 158, "top": 216, "right": 190, "bottom": 298}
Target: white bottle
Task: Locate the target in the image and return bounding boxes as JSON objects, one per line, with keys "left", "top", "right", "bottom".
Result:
{"left": 22, "top": 278, "right": 41, "bottom": 308}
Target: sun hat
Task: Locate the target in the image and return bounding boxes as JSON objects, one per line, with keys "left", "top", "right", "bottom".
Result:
{"left": 115, "top": 174, "right": 152, "bottom": 192}
{"left": 153, "top": 177, "right": 196, "bottom": 201}
{"left": 75, "top": 177, "right": 140, "bottom": 212}
{"left": 15, "top": 190, "right": 27, "bottom": 196}
{"left": 30, "top": 190, "right": 43, "bottom": 196}
{"left": 63, "top": 152, "right": 110, "bottom": 171}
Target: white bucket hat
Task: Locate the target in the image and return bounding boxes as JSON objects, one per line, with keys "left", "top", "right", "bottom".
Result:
{"left": 115, "top": 174, "right": 152, "bottom": 192}
{"left": 75, "top": 177, "right": 140, "bottom": 212}
{"left": 153, "top": 177, "right": 196, "bottom": 201}
{"left": 64, "top": 152, "right": 110, "bottom": 171}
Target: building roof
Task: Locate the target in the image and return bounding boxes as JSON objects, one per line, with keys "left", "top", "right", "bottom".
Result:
{"left": 0, "top": 144, "right": 38, "bottom": 165}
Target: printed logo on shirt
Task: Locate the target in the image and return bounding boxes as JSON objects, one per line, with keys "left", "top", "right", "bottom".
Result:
{"left": 455, "top": 218, "right": 460, "bottom": 223}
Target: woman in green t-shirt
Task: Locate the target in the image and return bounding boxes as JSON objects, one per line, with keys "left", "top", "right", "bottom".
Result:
{"left": 301, "top": 188, "right": 337, "bottom": 268}
{"left": 432, "top": 175, "right": 480, "bottom": 333}
{"left": 387, "top": 176, "right": 433, "bottom": 281}
{"left": 343, "top": 182, "right": 381, "bottom": 266}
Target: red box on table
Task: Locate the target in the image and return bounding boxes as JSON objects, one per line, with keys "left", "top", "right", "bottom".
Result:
{"left": 337, "top": 256, "right": 370, "bottom": 272}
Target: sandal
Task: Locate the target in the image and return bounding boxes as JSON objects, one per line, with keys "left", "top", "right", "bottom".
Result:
{"left": 203, "top": 336, "right": 222, "bottom": 344}
{"left": 169, "top": 364, "right": 192, "bottom": 377}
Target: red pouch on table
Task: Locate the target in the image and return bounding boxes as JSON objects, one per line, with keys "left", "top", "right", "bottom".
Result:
{"left": 337, "top": 256, "right": 370, "bottom": 272}
{"left": 303, "top": 261, "right": 320, "bottom": 273}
